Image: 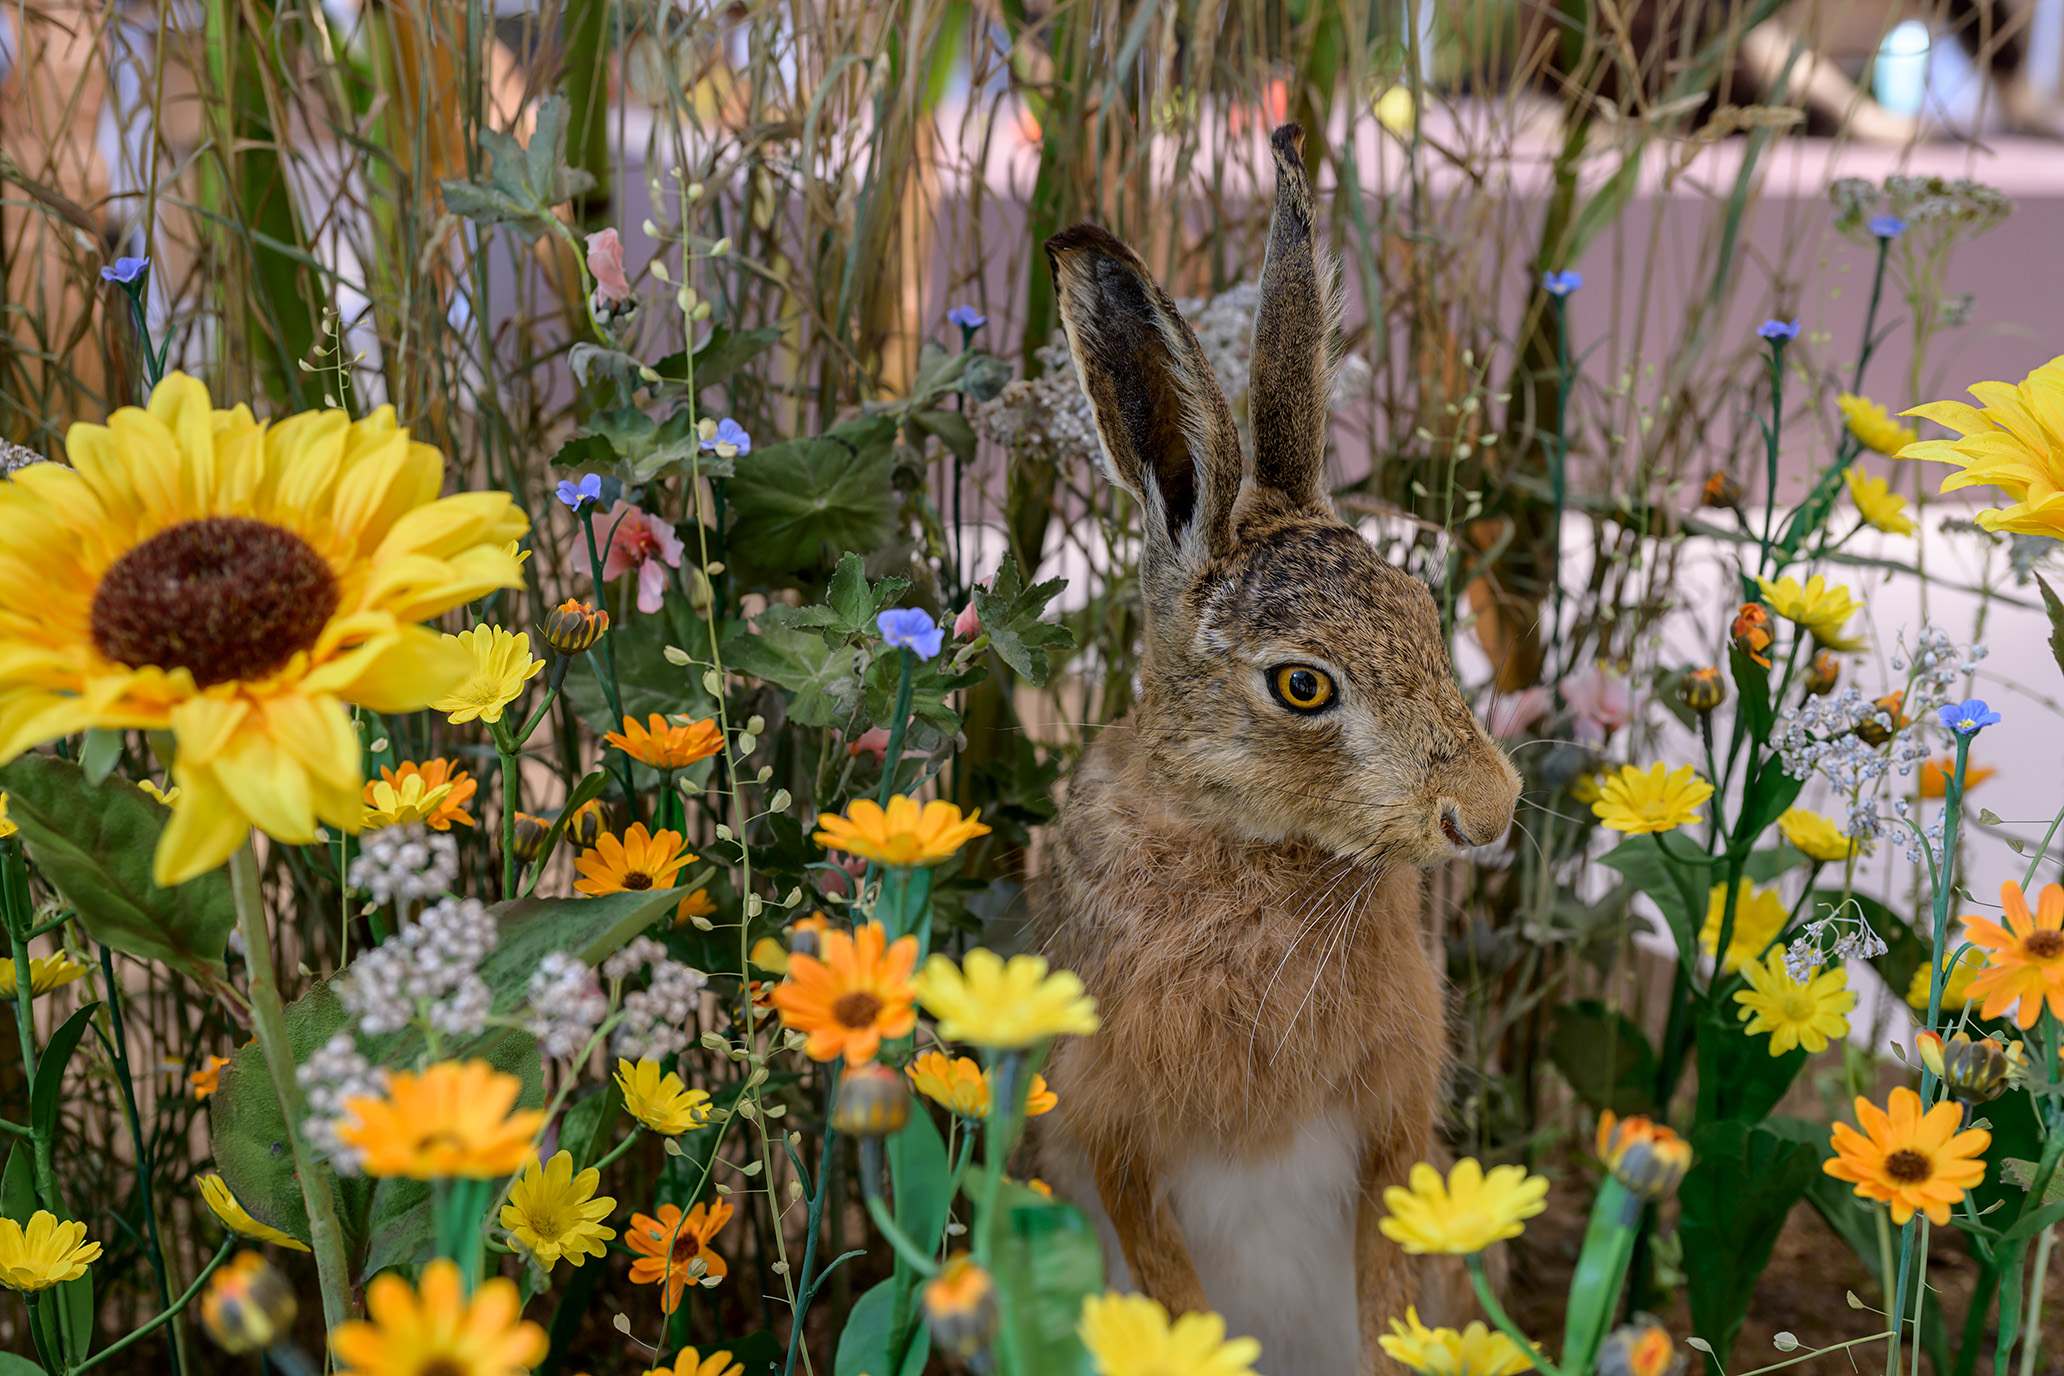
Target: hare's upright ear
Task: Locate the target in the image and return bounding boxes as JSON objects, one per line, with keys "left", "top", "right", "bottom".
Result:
{"left": 1045, "top": 225, "right": 1242, "bottom": 559}
{"left": 1250, "top": 123, "right": 1340, "bottom": 513}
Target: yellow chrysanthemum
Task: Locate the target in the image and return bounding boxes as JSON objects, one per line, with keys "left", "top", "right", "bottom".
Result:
{"left": 337, "top": 1060, "right": 546, "bottom": 1180}
{"left": 331, "top": 1258, "right": 546, "bottom": 1376}
{"left": 907, "top": 1051, "right": 1057, "bottom": 1119}
{"left": 1378, "top": 1158, "right": 1549, "bottom": 1256}
{"left": 0, "top": 374, "right": 527, "bottom": 886}
{"left": 642, "top": 1349, "right": 745, "bottom": 1376}
{"left": 0, "top": 1211, "right": 101, "bottom": 1291}
{"left": 0, "top": 793, "right": 13, "bottom": 839}
{"left": 1844, "top": 467, "right": 1917, "bottom": 536}
{"left": 614, "top": 1058, "right": 714, "bottom": 1136}
{"left": 368, "top": 760, "right": 475, "bottom": 830}
{"left": 1077, "top": 1292, "right": 1262, "bottom": 1376}
{"left": 360, "top": 773, "right": 455, "bottom": 829}
{"left": 1699, "top": 878, "right": 1789, "bottom": 973}
{"left": 913, "top": 948, "right": 1099, "bottom": 1048}
{"left": 813, "top": 795, "right": 992, "bottom": 868}
{"left": 500, "top": 1151, "right": 615, "bottom": 1270}
{"left": 1777, "top": 808, "right": 1862, "bottom": 863}
{"left": 1590, "top": 763, "right": 1713, "bottom": 835}
{"left": 1733, "top": 948, "right": 1857, "bottom": 1056}
{"left": 0, "top": 952, "right": 90, "bottom": 1001}
{"left": 1379, "top": 1307, "right": 1537, "bottom": 1376}
{"left": 1837, "top": 393, "right": 1920, "bottom": 457}
{"left": 1900, "top": 355, "right": 2064, "bottom": 537}
{"left": 199, "top": 1173, "right": 310, "bottom": 1252}
{"left": 1907, "top": 946, "right": 1987, "bottom": 1011}
{"left": 433, "top": 625, "right": 544, "bottom": 725}
{"left": 1756, "top": 574, "right": 1862, "bottom": 645}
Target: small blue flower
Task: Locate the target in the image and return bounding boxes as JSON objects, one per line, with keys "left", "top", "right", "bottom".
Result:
{"left": 946, "top": 305, "right": 988, "bottom": 331}
{"left": 1869, "top": 213, "right": 1907, "bottom": 240}
{"left": 1757, "top": 318, "right": 1801, "bottom": 342}
{"left": 1541, "top": 270, "right": 1582, "bottom": 297}
{"left": 556, "top": 473, "right": 603, "bottom": 510}
{"left": 100, "top": 256, "right": 149, "bottom": 286}
{"left": 877, "top": 607, "right": 944, "bottom": 660}
{"left": 1938, "top": 698, "right": 2001, "bottom": 736}
{"left": 701, "top": 417, "right": 752, "bottom": 457}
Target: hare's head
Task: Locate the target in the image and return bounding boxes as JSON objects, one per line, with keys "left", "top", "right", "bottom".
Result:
{"left": 1046, "top": 125, "right": 1519, "bottom": 868}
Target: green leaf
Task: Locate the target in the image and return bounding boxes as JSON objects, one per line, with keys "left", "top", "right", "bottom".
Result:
{"left": 722, "top": 624, "right": 865, "bottom": 729}
{"left": 1679, "top": 1117, "right": 1823, "bottom": 1367}
{"left": 971, "top": 552, "right": 1075, "bottom": 688}
{"left": 890, "top": 1110, "right": 952, "bottom": 1253}
{"left": 1728, "top": 644, "right": 1776, "bottom": 742}
{"left": 436, "top": 94, "right": 596, "bottom": 243}
{"left": 2035, "top": 573, "right": 2064, "bottom": 683}
{"left": 2000, "top": 1158, "right": 2064, "bottom": 1204}
{"left": 835, "top": 1276, "right": 930, "bottom": 1376}
{"left": 1565, "top": 150, "right": 1644, "bottom": 262}
{"left": 0, "top": 1352, "right": 48, "bottom": 1374}
{"left": 581, "top": 407, "right": 714, "bottom": 483}
{"left": 1692, "top": 1002, "right": 1805, "bottom": 1125}
{"left": 989, "top": 1185, "right": 1102, "bottom": 1376}
{"left": 1742, "top": 844, "right": 1809, "bottom": 884}
{"left": 0, "top": 755, "right": 235, "bottom": 984}
{"left": 653, "top": 324, "right": 786, "bottom": 395}
{"left": 909, "top": 409, "right": 978, "bottom": 464}
{"left": 825, "top": 552, "right": 911, "bottom": 639}
{"left": 1598, "top": 834, "right": 1710, "bottom": 963}
{"left": 1546, "top": 999, "right": 1657, "bottom": 1116}
{"left": 725, "top": 416, "right": 899, "bottom": 576}
{"left": 79, "top": 729, "right": 122, "bottom": 786}
{"left": 1733, "top": 753, "right": 1804, "bottom": 847}
{"left": 31, "top": 1003, "right": 101, "bottom": 1142}
{"left": 862, "top": 647, "right": 977, "bottom": 755}
{"left": 550, "top": 433, "right": 615, "bottom": 470}
{"left": 0, "top": 1146, "right": 32, "bottom": 1222}
{"left": 568, "top": 346, "right": 653, "bottom": 402}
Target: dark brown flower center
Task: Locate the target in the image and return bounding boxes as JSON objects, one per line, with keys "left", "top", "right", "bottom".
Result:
{"left": 623, "top": 872, "right": 654, "bottom": 891}
{"left": 833, "top": 990, "right": 884, "bottom": 1028}
{"left": 421, "top": 1360, "right": 471, "bottom": 1376}
{"left": 1883, "top": 1148, "right": 1933, "bottom": 1184}
{"left": 670, "top": 1231, "right": 703, "bottom": 1265}
{"left": 90, "top": 516, "right": 337, "bottom": 687}
{"left": 2025, "top": 931, "right": 2064, "bottom": 959}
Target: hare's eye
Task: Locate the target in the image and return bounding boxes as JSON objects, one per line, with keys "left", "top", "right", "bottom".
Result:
{"left": 1270, "top": 664, "right": 1335, "bottom": 713}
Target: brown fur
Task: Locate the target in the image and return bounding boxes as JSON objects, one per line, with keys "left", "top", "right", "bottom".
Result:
{"left": 1033, "top": 125, "right": 1521, "bottom": 1374}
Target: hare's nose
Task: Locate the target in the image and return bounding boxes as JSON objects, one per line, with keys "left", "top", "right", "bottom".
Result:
{"left": 1441, "top": 799, "right": 1512, "bottom": 850}
{"left": 1439, "top": 806, "right": 1471, "bottom": 849}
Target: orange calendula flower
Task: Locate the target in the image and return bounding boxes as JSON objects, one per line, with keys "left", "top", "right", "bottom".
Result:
{"left": 813, "top": 795, "right": 991, "bottom": 867}
{"left": 336, "top": 1060, "right": 546, "bottom": 1180}
{"left": 626, "top": 1201, "right": 734, "bottom": 1311}
{"left": 1730, "top": 603, "right": 1773, "bottom": 668}
{"left": 770, "top": 921, "right": 918, "bottom": 1064}
{"left": 368, "top": 759, "right": 477, "bottom": 830}
{"left": 906, "top": 1051, "right": 1058, "bottom": 1119}
{"left": 190, "top": 1054, "right": 231, "bottom": 1099}
{"left": 675, "top": 889, "right": 717, "bottom": 926}
{"left": 606, "top": 714, "right": 723, "bottom": 770}
{"left": 330, "top": 1258, "right": 546, "bottom": 1376}
{"left": 1963, "top": 882, "right": 2064, "bottom": 1027}
{"left": 574, "top": 823, "right": 695, "bottom": 896}
{"left": 1825, "top": 1086, "right": 1990, "bottom": 1224}
{"left": 1919, "top": 755, "right": 1998, "bottom": 797}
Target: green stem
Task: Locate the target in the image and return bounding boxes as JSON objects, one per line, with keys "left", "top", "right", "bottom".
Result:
{"left": 69, "top": 1240, "right": 234, "bottom": 1375}
{"left": 95, "top": 945, "right": 185, "bottom": 1376}
{"left": 493, "top": 717, "right": 522, "bottom": 901}
{"left": 587, "top": 1125, "right": 643, "bottom": 1176}
{"left": 859, "top": 1166, "right": 941, "bottom": 1277}
{"left": 1548, "top": 293, "right": 1572, "bottom": 678}
{"left": 1921, "top": 737, "right": 1973, "bottom": 1097}
{"left": 1758, "top": 337, "right": 1788, "bottom": 578}
{"left": 877, "top": 648, "right": 917, "bottom": 806}
{"left": 229, "top": 843, "right": 352, "bottom": 1332}
{"left": 1470, "top": 1256, "right": 1565, "bottom": 1376}
{"left": 3, "top": 846, "right": 58, "bottom": 1212}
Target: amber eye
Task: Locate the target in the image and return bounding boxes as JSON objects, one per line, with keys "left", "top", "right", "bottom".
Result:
{"left": 1270, "top": 664, "right": 1335, "bottom": 713}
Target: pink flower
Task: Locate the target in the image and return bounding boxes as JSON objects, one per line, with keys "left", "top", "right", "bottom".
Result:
{"left": 817, "top": 851, "right": 869, "bottom": 897}
{"left": 845, "top": 726, "right": 893, "bottom": 763}
{"left": 954, "top": 600, "right": 982, "bottom": 640}
{"left": 1561, "top": 663, "right": 1632, "bottom": 746}
{"left": 1485, "top": 686, "right": 1551, "bottom": 739}
{"left": 583, "top": 499, "right": 683, "bottom": 613}
{"left": 585, "top": 228, "right": 631, "bottom": 303}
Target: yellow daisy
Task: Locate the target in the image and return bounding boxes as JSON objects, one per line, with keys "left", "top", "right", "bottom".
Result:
{"left": 1907, "top": 946, "right": 1987, "bottom": 1011}
{"left": 1379, "top": 1307, "right": 1537, "bottom": 1376}
{"left": 0, "top": 1211, "right": 101, "bottom": 1291}
{"left": 0, "top": 793, "right": 13, "bottom": 839}
{"left": 1591, "top": 763, "right": 1713, "bottom": 835}
{"left": 331, "top": 1258, "right": 546, "bottom": 1376}
{"left": 1844, "top": 466, "right": 1917, "bottom": 535}
{"left": 0, "top": 952, "right": 90, "bottom": 1001}
{"left": 1378, "top": 1158, "right": 1549, "bottom": 1255}
{"left": 360, "top": 773, "right": 455, "bottom": 829}
{"left": 336, "top": 1060, "right": 545, "bottom": 1180}
{"left": 369, "top": 759, "right": 476, "bottom": 830}
{"left": 1756, "top": 574, "right": 1862, "bottom": 645}
{"left": 0, "top": 374, "right": 526, "bottom": 885}
{"left": 574, "top": 823, "right": 694, "bottom": 896}
{"left": 433, "top": 625, "right": 544, "bottom": 725}
{"left": 1077, "top": 1292, "right": 1261, "bottom": 1376}
{"left": 1837, "top": 393, "right": 1919, "bottom": 456}
{"left": 1777, "top": 808, "right": 1862, "bottom": 863}
{"left": 614, "top": 1058, "right": 714, "bottom": 1136}
{"left": 199, "top": 1173, "right": 310, "bottom": 1252}
{"left": 1733, "top": 948, "right": 1856, "bottom": 1055}
{"left": 1901, "top": 355, "right": 2064, "bottom": 537}
{"left": 813, "top": 795, "right": 991, "bottom": 867}
{"left": 907, "top": 1051, "right": 1057, "bottom": 1118}
{"left": 641, "top": 1350, "right": 745, "bottom": 1376}
{"left": 136, "top": 778, "right": 180, "bottom": 806}
{"left": 912, "top": 948, "right": 1099, "bottom": 1048}
{"left": 500, "top": 1151, "right": 615, "bottom": 1270}
{"left": 1699, "top": 878, "right": 1789, "bottom": 973}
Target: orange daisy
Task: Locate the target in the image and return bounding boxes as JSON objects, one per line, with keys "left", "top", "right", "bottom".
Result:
{"left": 1824, "top": 1086, "right": 1990, "bottom": 1224}
{"left": 1919, "top": 755, "right": 1999, "bottom": 798}
{"left": 606, "top": 715, "right": 723, "bottom": 770}
{"left": 336, "top": 1060, "right": 546, "bottom": 1180}
{"left": 770, "top": 921, "right": 918, "bottom": 1063}
{"left": 574, "top": 824, "right": 696, "bottom": 896}
{"left": 189, "top": 1054, "right": 231, "bottom": 1099}
{"left": 625, "top": 1200, "right": 734, "bottom": 1311}
{"left": 367, "top": 759, "right": 477, "bottom": 830}
{"left": 1964, "top": 881, "right": 2064, "bottom": 1027}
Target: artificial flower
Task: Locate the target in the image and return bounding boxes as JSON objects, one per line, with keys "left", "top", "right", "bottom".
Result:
{"left": 1379, "top": 1307, "right": 1536, "bottom": 1376}
{"left": 1733, "top": 948, "right": 1856, "bottom": 1055}
{"left": 812, "top": 795, "right": 991, "bottom": 868}
{"left": 615, "top": 1058, "right": 713, "bottom": 1136}
{"left": 500, "top": 1151, "right": 615, "bottom": 1270}
{"left": 877, "top": 606, "right": 945, "bottom": 659}
{"left": 913, "top": 948, "right": 1100, "bottom": 1048}
{"left": 574, "top": 823, "right": 695, "bottom": 895}
{"left": 433, "top": 625, "right": 544, "bottom": 726}
{"left": 907, "top": 1051, "right": 1058, "bottom": 1119}
{"left": 1917, "top": 1030, "right": 2011, "bottom": 1104}
{"left": 1920, "top": 755, "right": 1997, "bottom": 797}
{"left": 1901, "top": 356, "right": 2064, "bottom": 537}
{"left": 946, "top": 305, "right": 989, "bottom": 331}
{"left": 771, "top": 921, "right": 919, "bottom": 1063}
{"left": 137, "top": 778, "right": 180, "bottom": 805}
{"left": 1590, "top": 763, "right": 1713, "bottom": 835}
{"left": 189, "top": 1053, "right": 231, "bottom": 1098}
{"left": 540, "top": 598, "right": 608, "bottom": 657}
{"left": 1699, "top": 878, "right": 1789, "bottom": 973}
{"left": 641, "top": 1350, "right": 744, "bottom": 1376}
{"left": 1940, "top": 698, "right": 2002, "bottom": 736}
{"left": 925, "top": 1253, "right": 1000, "bottom": 1360}
{"left": 675, "top": 889, "right": 717, "bottom": 925}
{"left": 557, "top": 474, "right": 602, "bottom": 511}
{"left": 1963, "top": 881, "right": 2064, "bottom": 1027}
{"left": 369, "top": 760, "right": 475, "bottom": 830}
{"left": 1906, "top": 946, "right": 1987, "bottom": 1011}
{"left": 583, "top": 499, "right": 683, "bottom": 615}
{"left": 1378, "top": 1158, "right": 1548, "bottom": 1255}
{"left": 100, "top": 256, "right": 149, "bottom": 285}
{"left": 1541, "top": 270, "right": 1582, "bottom": 296}
{"left": 626, "top": 1201, "right": 734, "bottom": 1311}
{"left": 331, "top": 1259, "right": 546, "bottom": 1376}
{"left": 201, "top": 1251, "right": 296, "bottom": 1354}
{"left": 1844, "top": 465, "right": 1917, "bottom": 534}
{"left": 606, "top": 714, "right": 722, "bottom": 770}
{"left": 1561, "top": 663, "right": 1632, "bottom": 745}
{"left": 0, "top": 373, "right": 527, "bottom": 884}
{"left": 1077, "top": 1292, "right": 1261, "bottom": 1376}
{"left": 1837, "top": 396, "right": 1920, "bottom": 458}
{"left": 1595, "top": 1113, "right": 1694, "bottom": 1200}
{"left": 1756, "top": 574, "right": 1862, "bottom": 645}
{"left": 1758, "top": 318, "right": 1801, "bottom": 342}
{"left": 699, "top": 419, "right": 752, "bottom": 458}
{"left": 1596, "top": 1318, "right": 1679, "bottom": 1376}
{"left": 0, "top": 952, "right": 89, "bottom": 1001}
{"left": 0, "top": 794, "right": 12, "bottom": 839}
{"left": 1731, "top": 603, "right": 1774, "bottom": 667}
{"left": 199, "top": 1173, "right": 310, "bottom": 1252}
{"left": 0, "top": 1211, "right": 100, "bottom": 1291}
{"left": 360, "top": 773, "right": 455, "bottom": 829}
{"left": 1825, "top": 1086, "right": 1990, "bottom": 1225}
{"left": 1777, "top": 807, "right": 1861, "bottom": 862}
{"left": 585, "top": 228, "right": 632, "bottom": 303}
{"left": 336, "top": 1060, "right": 545, "bottom": 1180}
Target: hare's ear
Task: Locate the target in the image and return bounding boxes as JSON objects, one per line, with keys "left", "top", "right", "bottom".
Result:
{"left": 1250, "top": 123, "right": 1340, "bottom": 512}
{"left": 1045, "top": 225, "right": 1242, "bottom": 559}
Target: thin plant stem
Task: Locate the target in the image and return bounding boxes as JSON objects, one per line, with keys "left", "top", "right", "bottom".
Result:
{"left": 2018, "top": 1225, "right": 2056, "bottom": 1376}
{"left": 69, "top": 1239, "right": 235, "bottom": 1375}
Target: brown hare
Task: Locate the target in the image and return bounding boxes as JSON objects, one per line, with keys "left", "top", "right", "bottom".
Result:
{"left": 1033, "top": 125, "right": 1522, "bottom": 1376}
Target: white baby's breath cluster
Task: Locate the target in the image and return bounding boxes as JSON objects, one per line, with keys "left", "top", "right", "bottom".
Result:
{"left": 603, "top": 936, "right": 709, "bottom": 1062}
{"left": 297, "top": 1032, "right": 385, "bottom": 1176}
{"left": 526, "top": 950, "right": 610, "bottom": 1060}
{"left": 346, "top": 823, "right": 459, "bottom": 905}
{"left": 1783, "top": 900, "right": 1890, "bottom": 982}
{"left": 336, "top": 896, "right": 497, "bottom": 1038}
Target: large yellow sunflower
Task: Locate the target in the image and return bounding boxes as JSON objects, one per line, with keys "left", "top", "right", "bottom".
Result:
{"left": 0, "top": 374, "right": 527, "bottom": 885}
{"left": 1901, "top": 355, "right": 2064, "bottom": 537}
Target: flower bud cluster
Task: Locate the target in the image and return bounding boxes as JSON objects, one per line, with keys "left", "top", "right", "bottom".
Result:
{"left": 526, "top": 950, "right": 609, "bottom": 1059}
{"left": 604, "top": 936, "right": 709, "bottom": 1062}
{"left": 296, "top": 1032, "right": 384, "bottom": 1176}
{"left": 346, "top": 822, "right": 459, "bottom": 905}
{"left": 336, "top": 897, "right": 498, "bottom": 1037}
